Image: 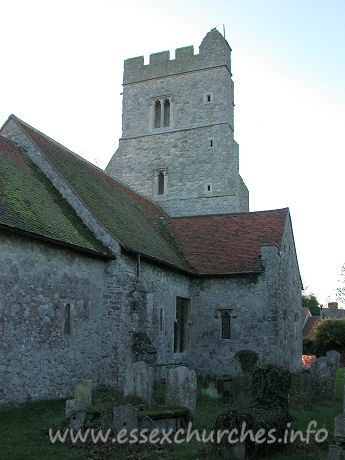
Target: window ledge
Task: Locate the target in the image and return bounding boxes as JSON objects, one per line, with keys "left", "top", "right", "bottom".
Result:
{"left": 151, "top": 127, "right": 172, "bottom": 134}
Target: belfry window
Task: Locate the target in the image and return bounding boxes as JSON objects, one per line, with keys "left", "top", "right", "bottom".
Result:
{"left": 154, "top": 100, "right": 161, "bottom": 128}
{"left": 163, "top": 99, "right": 170, "bottom": 127}
{"left": 153, "top": 97, "right": 170, "bottom": 128}
{"left": 174, "top": 297, "right": 190, "bottom": 353}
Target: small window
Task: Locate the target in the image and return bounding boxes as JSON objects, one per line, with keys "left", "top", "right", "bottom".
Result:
{"left": 158, "top": 172, "right": 164, "bottom": 195}
{"left": 159, "top": 308, "right": 163, "bottom": 332}
{"left": 204, "top": 92, "right": 213, "bottom": 103}
{"left": 221, "top": 312, "right": 231, "bottom": 339}
{"left": 209, "top": 139, "right": 214, "bottom": 148}
{"left": 205, "top": 184, "right": 212, "bottom": 194}
{"left": 155, "top": 169, "right": 167, "bottom": 196}
{"left": 64, "top": 303, "right": 71, "bottom": 335}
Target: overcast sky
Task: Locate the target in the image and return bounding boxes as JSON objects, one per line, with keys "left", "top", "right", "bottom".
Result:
{"left": 1, "top": 0, "right": 344, "bottom": 306}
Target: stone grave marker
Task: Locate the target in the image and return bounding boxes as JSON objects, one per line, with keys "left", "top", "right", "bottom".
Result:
{"left": 74, "top": 378, "right": 92, "bottom": 406}
{"left": 165, "top": 366, "right": 197, "bottom": 421}
{"left": 65, "top": 399, "right": 86, "bottom": 430}
{"left": 124, "top": 361, "right": 154, "bottom": 407}
{"left": 113, "top": 404, "right": 138, "bottom": 433}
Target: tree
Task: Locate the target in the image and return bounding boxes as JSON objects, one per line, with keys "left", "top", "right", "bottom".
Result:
{"left": 314, "top": 318, "right": 345, "bottom": 355}
{"left": 302, "top": 293, "right": 320, "bottom": 316}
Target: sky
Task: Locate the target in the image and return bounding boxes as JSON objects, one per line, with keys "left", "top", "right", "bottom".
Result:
{"left": 1, "top": 0, "right": 344, "bottom": 306}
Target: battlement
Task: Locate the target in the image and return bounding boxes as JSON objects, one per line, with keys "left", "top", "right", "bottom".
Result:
{"left": 123, "top": 29, "right": 231, "bottom": 84}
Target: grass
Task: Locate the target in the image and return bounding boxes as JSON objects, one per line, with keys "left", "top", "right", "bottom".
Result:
{"left": 0, "top": 368, "right": 343, "bottom": 459}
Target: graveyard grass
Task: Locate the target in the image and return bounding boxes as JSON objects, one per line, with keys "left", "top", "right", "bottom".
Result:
{"left": 0, "top": 368, "right": 344, "bottom": 460}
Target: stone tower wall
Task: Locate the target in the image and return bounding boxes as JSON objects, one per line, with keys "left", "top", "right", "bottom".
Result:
{"left": 106, "top": 29, "right": 249, "bottom": 216}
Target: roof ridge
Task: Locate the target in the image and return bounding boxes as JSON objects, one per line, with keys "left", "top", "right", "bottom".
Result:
{"left": 9, "top": 114, "right": 106, "bottom": 172}
{"left": 9, "top": 114, "right": 168, "bottom": 217}
{"left": 162, "top": 207, "right": 289, "bottom": 221}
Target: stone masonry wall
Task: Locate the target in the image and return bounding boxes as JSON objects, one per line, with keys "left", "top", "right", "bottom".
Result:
{"left": 0, "top": 231, "right": 107, "bottom": 405}
{"left": 186, "top": 218, "right": 302, "bottom": 375}
{"left": 263, "top": 215, "right": 303, "bottom": 372}
{"left": 120, "top": 252, "right": 192, "bottom": 378}
{"left": 187, "top": 273, "right": 273, "bottom": 376}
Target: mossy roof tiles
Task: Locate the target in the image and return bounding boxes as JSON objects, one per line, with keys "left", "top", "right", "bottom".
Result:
{"left": 11, "top": 116, "right": 192, "bottom": 272}
{"left": 0, "top": 135, "right": 110, "bottom": 256}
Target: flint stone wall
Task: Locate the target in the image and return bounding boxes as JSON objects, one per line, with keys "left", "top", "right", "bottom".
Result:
{"left": 0, "top": 231, "right": 145, "bottom": 405}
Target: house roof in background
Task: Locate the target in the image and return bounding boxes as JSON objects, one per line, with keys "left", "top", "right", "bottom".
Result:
{"left": 302, "top": 316, "right": 321, "bottom": 339}
{"left": 302, "top": 307, "right": 309, "bottom": 325}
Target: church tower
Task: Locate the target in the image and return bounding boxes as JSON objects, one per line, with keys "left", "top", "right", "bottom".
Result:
{"left": 106, "top": 28, "right": 249, "bottom": 217}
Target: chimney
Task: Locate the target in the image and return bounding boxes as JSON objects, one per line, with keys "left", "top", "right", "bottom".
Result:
{"left": 328, "top": 302, "right": 338, "bottom": 310}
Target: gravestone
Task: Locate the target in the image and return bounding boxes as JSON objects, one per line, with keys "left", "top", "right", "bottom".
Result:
{"left": 65, "top": 399, "right": 86, "bottom": 430}
{"left": 310, "top": 354, "right": 339, "bottom": 401}
{"left": 124, "top": 361, "right": 154, "bottom": 407}
{"left": 74, "top": 378, "right": 92, "bottom": 406}
{"left": 113, "top": 404, "right": 138, "bottom": 433}
{"left": 165, "top": 366, "right": 197, "bottom": 421}
{"left": 327, "top": 350, "right": 340, "bottom": 400}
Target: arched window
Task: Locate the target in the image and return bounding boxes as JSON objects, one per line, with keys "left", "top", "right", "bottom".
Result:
{"left": 154, "top": 99, "right": 161, "bottom": 128}
{"left": 163, "top": 98, "right": 170, "bottom": 127}
{"left": 158, "top": 171, "right": 165, "bottom": 195}
{"left": 153, "top": 97, "right": 170, "bottom": 128}
{"left": 64, "top": 303, "right": 71, "bottom": 335}
{"left": 221, "top": 312, "right": 231, "bottom": 339}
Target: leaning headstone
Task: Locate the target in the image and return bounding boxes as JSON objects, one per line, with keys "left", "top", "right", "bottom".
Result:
{"left": 74, "top": 378, "right": 92, "bottom": 406}
{"left": 65, "top": 399, "right": 86, "bottom": 430}
{"left": 113, "top": 404, "right": 138, "bottom": 433}
{"left": 165, "top": 366, "right": 197, "bottom": 421}
{"left": 124, "top": 361, "right": 154, "bottom": 407}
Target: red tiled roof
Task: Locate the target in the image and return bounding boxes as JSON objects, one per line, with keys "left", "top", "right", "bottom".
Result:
{"left": 302, "top": 317, "right": 321, "bottom": 339}
{"left": 302, "top": 307, "right": 309, "bottom": 325}
{"left": 163, "top": 209, "right": 289, "bottom": 275}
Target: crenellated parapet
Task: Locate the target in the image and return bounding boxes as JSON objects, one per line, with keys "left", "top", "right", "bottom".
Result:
{"left": 123, "top": 28, "right": 231, "bottom": 84}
